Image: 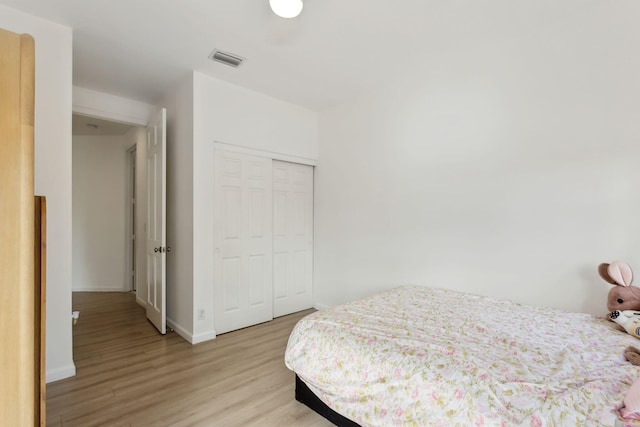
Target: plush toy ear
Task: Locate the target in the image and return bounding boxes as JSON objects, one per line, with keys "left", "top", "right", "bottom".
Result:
{"left": 599, "top": 263, "right": 617, "bottom": 284}
{"left": 608, "top": 261, "right": 634, "bottom": 287}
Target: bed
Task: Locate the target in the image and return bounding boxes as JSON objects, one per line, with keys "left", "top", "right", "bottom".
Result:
{"left": 285, "top": 285, "right": 640, "bottom": 426}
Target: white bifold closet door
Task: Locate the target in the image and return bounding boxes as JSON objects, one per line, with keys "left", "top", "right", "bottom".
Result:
{"left": 214, "top": 151, "right": 273, "bottom": 334}
{"left": 214, "top": 151, "right": 314, "bottom": 334}
{"left": 272, "top": 160, "right": 313, "bottom": 317}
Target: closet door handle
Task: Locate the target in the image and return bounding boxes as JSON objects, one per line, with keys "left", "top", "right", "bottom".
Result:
{"left": 154, "top": 247, "right": 159, "bottom": 253}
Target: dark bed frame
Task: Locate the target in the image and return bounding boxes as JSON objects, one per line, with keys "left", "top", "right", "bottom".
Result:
{"left": 295, "top": 375, "right": 360, "bottom": 427}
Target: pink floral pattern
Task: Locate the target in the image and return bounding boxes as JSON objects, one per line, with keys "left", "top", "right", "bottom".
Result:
{"left": 285, "top": 286, "right": 640, "bottom": 426}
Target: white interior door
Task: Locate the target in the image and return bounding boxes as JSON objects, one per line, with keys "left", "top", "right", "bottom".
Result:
{"left": 214, "top": 151, "right": 273, "bottom": 334}
{"left": 273, "top": 161, "right": 313, "bottom": 317}
{"left": 146, "top": 108, "right": 166, "bottom": 334}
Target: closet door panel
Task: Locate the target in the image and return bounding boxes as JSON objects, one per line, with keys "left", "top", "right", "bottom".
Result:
{"left": 222, "top": 257, "right": 240, "bottom": 311}
{"left": 273, "top": 252, "right": 288, "bottom": 300}
{"left": 273, "top": 160, "right": 313, "bottom": 317}
{"left": 248, "top": 255, "right": 266, "bottom": 306}
{"left": 214, "top": 151, "right": 273, "bottom": 334}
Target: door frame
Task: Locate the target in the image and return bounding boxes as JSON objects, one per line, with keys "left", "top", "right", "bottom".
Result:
{"left": 126, "top": 144, "right": 137, "bottom": 292}
{"left": 212, "top": 141, "right": 317, "bottom": 167}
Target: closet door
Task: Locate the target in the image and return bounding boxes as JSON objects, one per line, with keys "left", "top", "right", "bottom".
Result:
{"left": 273, "top": 161, "right": 313, "bottom": 317}
{"left": 214, "top": 151, "right": 273, "bottom": 334}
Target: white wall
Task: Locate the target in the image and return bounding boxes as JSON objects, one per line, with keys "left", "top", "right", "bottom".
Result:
{"left": 194, "top": 71, "right": 318, "bottom": 162}
{"left": 0, "top": 5, "right": 75, "bottom": 382}
{"left": 191, "top": 72, "right": 318, "bottom": 341}
{"left": 72, "top": 133, "right": 140, "bottom": 291}
{"left": 162, "top": 74, "right": 195, "bottom": 341}
{"left": 315, "top": 3, "right": 640, "bottom": 316}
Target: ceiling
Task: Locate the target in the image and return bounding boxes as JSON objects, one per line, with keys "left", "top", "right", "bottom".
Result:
{"left": 0, "top": 0, "right": 599, "bottom": 111}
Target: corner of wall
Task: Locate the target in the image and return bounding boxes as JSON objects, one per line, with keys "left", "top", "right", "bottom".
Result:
{"left": 162, "top": 75, "right": 195, "bottom": 335}
{"left": 167, "top": 317, "right": 215, "bottom": 345}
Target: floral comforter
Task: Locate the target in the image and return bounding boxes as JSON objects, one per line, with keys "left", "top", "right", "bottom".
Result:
{"left": 285, "top": 286, "right": 640, "bottom": 426}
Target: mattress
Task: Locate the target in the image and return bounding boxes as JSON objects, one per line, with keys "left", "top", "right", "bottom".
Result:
{"left": 285, "top": 285, "right": 640, "bottom": 426}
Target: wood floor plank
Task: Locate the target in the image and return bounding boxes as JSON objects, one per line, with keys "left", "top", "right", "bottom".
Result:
{"left": 47, "top": 292, "right": 333, "bottom": 427}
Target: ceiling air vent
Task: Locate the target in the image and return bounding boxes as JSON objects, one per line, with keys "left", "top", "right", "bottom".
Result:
{"left": 209, "top": 49, "right": 245, "bottom": 68}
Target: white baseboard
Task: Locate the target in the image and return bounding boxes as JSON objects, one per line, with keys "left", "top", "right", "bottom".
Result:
{"left": 46, "top": 363, "right": 76, "bottom": 383}
{"left": 166, "top": 317, "right": 191, "bottom": 342}
{"left": 192, "top": 330, "right": 216, "bottom": 345}
{"left": 135, "top": 295, "right": 146, "bottom": 307}
{"left": 313, "top": 303, "right": 331, "bottom": 311}
{"left": 167, "top": 317, "right": 216, "bottom": 344}
{"left": 72, "top": 287, "right": 128, "bottom": 292}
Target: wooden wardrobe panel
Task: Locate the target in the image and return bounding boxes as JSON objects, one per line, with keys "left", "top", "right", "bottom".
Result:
{"left": 34, "top": 196, "right": 46, "bottom": 426}
{"left": 0, "top": 28, "right": 36, "bottom": 425}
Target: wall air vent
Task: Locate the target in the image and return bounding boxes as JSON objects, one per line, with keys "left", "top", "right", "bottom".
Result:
{"left": 208, "top": 49, "right": 245, "bottom": 68}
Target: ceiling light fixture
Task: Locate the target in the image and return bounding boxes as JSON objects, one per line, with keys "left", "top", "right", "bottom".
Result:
{"left": 269, "top": 0, "right": 303, "bottom": 18}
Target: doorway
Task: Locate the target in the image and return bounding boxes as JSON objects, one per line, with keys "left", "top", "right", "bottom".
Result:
{"left": 71, "top": 113, "right": 146, "bottom": 297}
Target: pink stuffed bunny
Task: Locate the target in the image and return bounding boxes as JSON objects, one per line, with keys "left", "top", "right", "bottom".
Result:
{"left": 619, "top": 376, "right": 640, "bottom": 422}
{"left": 599, "top": 262, "right": 640, "bottom": 312}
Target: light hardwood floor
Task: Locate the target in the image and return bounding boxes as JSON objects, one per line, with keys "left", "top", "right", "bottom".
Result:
{"left": 47, "top": 292, "right": 333, "bottom": 427}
